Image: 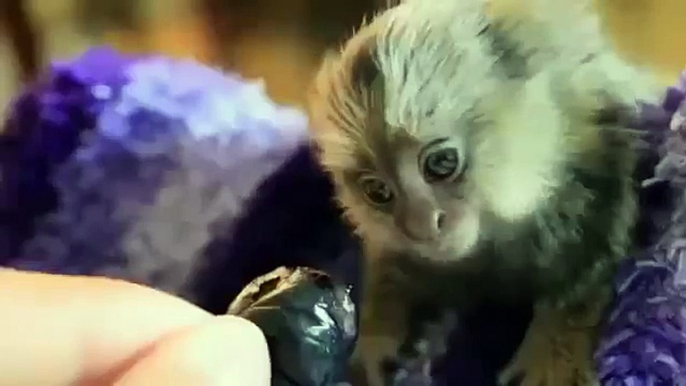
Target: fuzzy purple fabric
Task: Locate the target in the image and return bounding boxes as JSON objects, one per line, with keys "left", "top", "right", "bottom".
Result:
{"left": 0, "top": 47, "right": 312, "bottom": 298}
{"left": 2, "top": 47, "right": 686, "bottom": 385}
{"left": 0, "top": 48, "right": 133, "bottom": 264}
{"left": 594, "top": 73, "right": 686, "bottom": 386}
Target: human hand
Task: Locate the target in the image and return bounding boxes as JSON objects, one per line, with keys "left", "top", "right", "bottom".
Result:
{"left": 0, "top": 269, "right": 270, "bottom": 386}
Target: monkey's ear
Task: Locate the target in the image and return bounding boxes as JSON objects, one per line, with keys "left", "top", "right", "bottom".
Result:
{"left": 307, "top": 49, "right": 341, "bottom": 135}
{"left": 349, "top": 40, "right": 381, "bottom": 93}
{"left": 308, "top": 49, "right": 339, "bottom": 103}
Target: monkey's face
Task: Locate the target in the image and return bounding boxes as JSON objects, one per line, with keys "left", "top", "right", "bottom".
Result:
{"left": 307, "top": 0, "right": 644, "bottom": 262}
{"left": 305, "top": 7, "right": 497, "bottom": 262}
{"left": 310, "top": 52, "right": 570, "bottom": 263}
{"left": 336, "top": 133, "right": 483, "bottom": 262}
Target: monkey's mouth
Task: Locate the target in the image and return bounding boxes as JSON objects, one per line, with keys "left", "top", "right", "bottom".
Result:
{"left": 404, "top": 233, "right": 478, "bottom": 263}
{"left": 411, "top": 242, "right": 461, "bottom": 261}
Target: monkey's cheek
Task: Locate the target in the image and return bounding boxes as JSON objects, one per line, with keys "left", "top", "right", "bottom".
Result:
{"left": 448, "top": 212, "right": 481, "bottom": 258}
{"left": 349, "top": 208, "right": 399, "bottom": 249}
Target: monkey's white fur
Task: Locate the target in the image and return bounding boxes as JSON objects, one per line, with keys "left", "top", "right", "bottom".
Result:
{"left": 309, "top": 0, "right": 659, "bottom": 259}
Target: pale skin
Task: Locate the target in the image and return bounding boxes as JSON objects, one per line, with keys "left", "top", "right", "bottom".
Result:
{"left": 0, "top": 269, "right": 271, "bottom": 386}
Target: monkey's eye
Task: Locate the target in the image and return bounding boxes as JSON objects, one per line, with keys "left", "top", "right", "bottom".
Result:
{"left": 358, "top": 175, "right": 394, "bottom": 205}
{"left": 423, "top": 146, "right": 460, "bottom": 182}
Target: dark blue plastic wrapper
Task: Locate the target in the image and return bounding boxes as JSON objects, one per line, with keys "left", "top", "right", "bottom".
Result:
{"left": 228, "top": 267, "right": 357, "bottom": 386}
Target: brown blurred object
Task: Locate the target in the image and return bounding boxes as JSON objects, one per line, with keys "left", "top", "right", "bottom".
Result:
{"left": 197, "top": 0, "right": 377, "bottom": 67}
{"left": 0, "top": 0, "right": 41, "bottom": 84}
{"left": 305, "top": 0, "right": 375, "bottom": 47}
{"left": 195, "top": 0, "right": 376, "bottom": 104}
{"left": 74, "top": 0, "right": 149, "bottom": 52}
{"left": 75, "top": 0, "right": 142, "bottom": 33}
{"left": 0, "top": 0, "right": 682, "bottom": 112}
{"left": 200, "top": 0, "right": 259, "bottom": 68}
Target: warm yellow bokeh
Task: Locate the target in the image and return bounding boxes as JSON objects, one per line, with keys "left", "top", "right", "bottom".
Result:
{"left": 91, "top": 0, "right": 686, "bottom": 104}
{"left": 599, "top": 0, "right": 686, "bottom": 84}
{"left": 2, "top": 0, "right": 685, "bottom": 109}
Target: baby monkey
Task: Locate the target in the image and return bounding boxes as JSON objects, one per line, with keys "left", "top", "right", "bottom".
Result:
{"left": 308, "top": 0, "right": 658, "bottom": 384}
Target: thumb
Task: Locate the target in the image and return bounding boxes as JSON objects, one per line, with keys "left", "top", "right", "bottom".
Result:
{"left": 114, "top": 316, "right": 270, "bottom": 386}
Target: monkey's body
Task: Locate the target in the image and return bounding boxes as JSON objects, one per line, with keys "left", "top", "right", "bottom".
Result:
{"left": 358, "top": 151, "right": 636, "bottom": 385}
{"left": 308, "top": 0, "right": 658, "bottom": 384}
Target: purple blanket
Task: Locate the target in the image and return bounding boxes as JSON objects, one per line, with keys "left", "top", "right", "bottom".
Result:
{"left": 1, "top": 48, "right": 685, "bottom": 385}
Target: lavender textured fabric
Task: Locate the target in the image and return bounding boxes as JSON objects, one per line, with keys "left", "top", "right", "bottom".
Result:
{"left": 1, "top": 47, "right": 309, "bottom": 297}
{"left": 3, "top": 47, "right": 686, "bottom": 385}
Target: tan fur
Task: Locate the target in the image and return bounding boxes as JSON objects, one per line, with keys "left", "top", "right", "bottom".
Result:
{"left": 498, "top": 299, "right": 606, "bottom": 386}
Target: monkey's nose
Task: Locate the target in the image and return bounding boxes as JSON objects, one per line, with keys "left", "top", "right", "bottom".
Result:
{"left": 397, "top": 209, "right": 446, "bottom": 242}
{"left": 435, "top": 211, "right": 446, "bottom": 231}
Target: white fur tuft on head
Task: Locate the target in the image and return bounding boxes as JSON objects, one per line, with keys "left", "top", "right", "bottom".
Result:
{"left": 376, "top": 0, "right": 496, "bottom": 132}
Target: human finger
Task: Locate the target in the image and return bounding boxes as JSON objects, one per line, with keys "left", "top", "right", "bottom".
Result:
{"left": 0, "top": 269, "right": 212, "bottom": 385}
{"left": 114, "top": 316, "right": 270, "bottom": 386}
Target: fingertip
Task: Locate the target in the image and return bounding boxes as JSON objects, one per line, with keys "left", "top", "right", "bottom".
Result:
{"left": 0, "top": 271, "right": 212, "bottom": 386}
{"left": 115, "top": 316, "right": 271, "bottom": 386}
{"left": 214, "top": 316, "right": 271, "bottom": 383}
{"left": 216, "top": 315, "right": 269, "bottom": 359}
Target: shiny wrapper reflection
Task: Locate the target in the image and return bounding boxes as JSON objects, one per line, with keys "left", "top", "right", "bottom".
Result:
{"left": 228, "top": 267, "right": 357, "bottom": 386}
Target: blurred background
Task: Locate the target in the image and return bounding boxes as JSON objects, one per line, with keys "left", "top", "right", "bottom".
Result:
{"left": 0, "top": 0, "right": 685, "bottom": 113}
